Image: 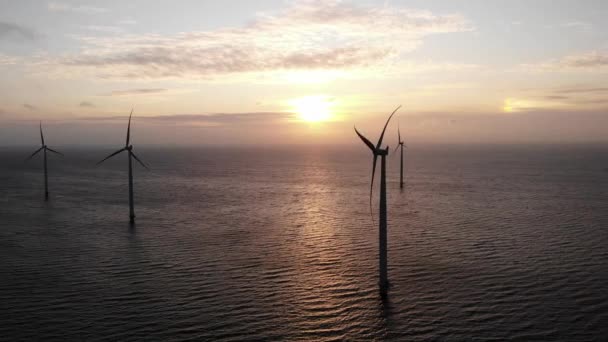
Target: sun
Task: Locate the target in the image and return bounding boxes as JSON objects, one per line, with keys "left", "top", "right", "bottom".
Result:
{"left": 290, "top": 96, "right": 334, "bottom": 122}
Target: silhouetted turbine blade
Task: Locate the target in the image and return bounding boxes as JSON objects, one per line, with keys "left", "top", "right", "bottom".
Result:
{"left": 96, "top": 147, "right": 127, "bottom": 165}
{"left": 369, "top": 154, "right": 378, "bottom": 224}
{"left": 393, "top": 144, "right": 400, "bottom": 158}
{"left": 46, "top": 147, "right": 64, "bottom": 156}
{"left": 355, "top": 126, "right": 377, "bottom": 224}
{"left": 40, "top": 121, "right": 45, "bottom": 146}
{"left": 376, "top": 105, "right": 401, "bottom": 150}
{"left": 398, "top": 125, "right": 401, "bottom": 144}
{"left": 25, "top": 146, "right": 44, "bottom": 161}
{"left": 126, "top": 108, "right": 133, "bottom": 146}
{"left": 354, "top": 127, "right": 375, "bottom": 152}
{"left": 130, "top": 151, "right": 149, "bottom": 170}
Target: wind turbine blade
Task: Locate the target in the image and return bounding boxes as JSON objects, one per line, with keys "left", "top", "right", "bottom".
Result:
{"left": 393, "top": 146, "right": 399, "bottom": 159}
{"left": 130, "top": 151, "right": 149, "bottom": 170}
{"left": 46, "top": 147, "right": 64, "bottom": 156}
{"left": 369, "top": 154, "right": 378, "bottom": 224}
{"left": 126, "top": 108, "right": 133, "bottom": 146}
{"left": 40, "top": 121, "right": 45, "bottom": 146}
{"left": 398, "top": 125, "right": 401, "bottom": 144}
{"left": 354, "top": 126, "right": 376, "bottom": 152}
{"left": 376, "top": 105, "right": 401, "bottom": 149}
{"left": 96, "top": 147, "right": 127, "bottom": 165}
{"left": 25, "top": 146, "right": 44, "bottom": 161}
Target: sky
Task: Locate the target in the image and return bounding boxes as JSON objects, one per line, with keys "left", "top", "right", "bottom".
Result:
{"left": 0, "top": 0, "right": 607, "bottom": 146}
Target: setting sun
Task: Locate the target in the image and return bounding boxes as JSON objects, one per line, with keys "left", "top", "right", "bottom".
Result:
{"left": 290, "top": 96, "right": 334, "bottom": 122}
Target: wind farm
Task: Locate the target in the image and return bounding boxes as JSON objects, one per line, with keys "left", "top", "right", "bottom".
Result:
{"left": 96, "top": 110, "right": 149, "bottom": 224}
{"left": 25, "top": 122, "right": 64, "bottom": 200}
{"left": 1, "top": 1, "right": 608, "bottom": 341}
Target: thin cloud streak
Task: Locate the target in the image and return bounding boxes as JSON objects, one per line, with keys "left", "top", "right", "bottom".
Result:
{"left": 525, "top": 51, "right": 608, "bottom": 72}
{"left": 562, "top": 21, "right": 592, "bottom": 32}
{"left": 556, "top": 86, "right": 608, "bottom": 94}
{"left": 103, "top": 88, "right": 168, "bottom": 96}
{"left": 47, "top": 2, "right": 108, "bottom": 14}
{"left": 78, "top": 112, "right": 295, "bottom": 126}
{"left": 0, "top": 54, "right": 18, "bottom": 65}
{"left": 0, "top": 22, "right": 38, "bottom": 41}
{"left": 23, "top": 103, "right": 37, "bottom": 111}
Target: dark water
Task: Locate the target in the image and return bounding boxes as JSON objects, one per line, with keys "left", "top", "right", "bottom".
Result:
{"left": 1, "top": 145, "right": 607, "bottom": 341}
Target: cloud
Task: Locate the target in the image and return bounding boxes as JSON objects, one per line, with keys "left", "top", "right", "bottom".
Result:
{"left": 79, "top": 101, "right": 95, "bottom": 107}
{"left": 82, "top": 25, "right": 124, "bottom": 34}
{"left": 103, "top": 88, "right": 168, "bottom": 96}
{"left": 543, "top": 95, "right": 569, "bottom": 100}
{"left": 118, "top": 19, "right": 137, "bottom": 26}
{"left": 562, "top": 21, "right": 592, "bottom": 32}
{"left": 508, "top": 85, "right": 608, "bottom": 112}
{"left": 556, "top": 86, "right": 608, "bottom": 94}
{"left": 525, "top": 51, "right": 608, "bottom": 72}
{"left": 23, "top": 103, "right": 37, "bottom": 111}
{"left": 0, "top": 54, "right": 18, "bottom": 65}
{"left": 47, "top": 2, "right": 108, "bottom": 14}
{"left": 46, "top": 0, "right": 472, "bottom": 80}
{"left": 0, "top": 22, "right": 38, "bottom": 41}
{"left": 79, "top": 112, "right": 295, "bottom": 126}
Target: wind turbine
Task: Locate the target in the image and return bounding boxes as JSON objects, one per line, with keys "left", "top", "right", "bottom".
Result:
{"left": 96, "top": 110, "right": 149, "bottom": 224}
{"left": 354, "top": 105, "right": 401, "bottom": 296}
{"left": 25, "top": 122, "right": 64, "bottom": 200}
{"left": 397, "top": 124, "right": 406, "bottom": 189}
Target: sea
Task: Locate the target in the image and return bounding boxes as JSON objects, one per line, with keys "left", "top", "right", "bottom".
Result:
{"left": 1, "top": 144, "right": 607, "bottom": 341}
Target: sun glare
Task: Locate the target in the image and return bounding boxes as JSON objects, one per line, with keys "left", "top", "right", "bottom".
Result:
{"left": 290, "top": 96, "right": 334, "bottom": 122}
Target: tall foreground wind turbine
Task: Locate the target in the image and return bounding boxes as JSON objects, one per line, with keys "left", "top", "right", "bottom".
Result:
{"left": 96, "top": 110, "right": 149, "bottom": 224}
{"left": 354, "top": 105, "right": 401, "bottom": 296}
{"left": 26, "top": 122, "right": 64, "bottom": 200}
{"left": 397, "top": 124, "right": 406, "bottom": 189}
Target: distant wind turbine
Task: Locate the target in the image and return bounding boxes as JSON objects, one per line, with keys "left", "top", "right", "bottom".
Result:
{"left": 96, "top": 110, "right": 149, "bottom": 224}
{"left": 397, "top": 123, "right": 406, "bottom": 189}
{"left": 25, "top": 122, "right": 64, "bottom": 200}
{"left": 354, "top": 105, "right": 401, "bottom": 296}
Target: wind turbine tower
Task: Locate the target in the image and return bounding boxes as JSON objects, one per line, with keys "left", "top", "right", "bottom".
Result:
{"left": 397, "top": 124, "right": 406, "bottom": 189}
{"left": 26, "top": 122, "right": 64, "bottom": 200}
{"left": 354, "top": 105, "right": 400, "bottom": 296}
{"left": 96, "top": 110, "right": 149, "bottom": 224}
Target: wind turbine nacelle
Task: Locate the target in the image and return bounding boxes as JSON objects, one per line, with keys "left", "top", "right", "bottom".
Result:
{"left": 375, "top": 148, "right": 389, "bottom": 156}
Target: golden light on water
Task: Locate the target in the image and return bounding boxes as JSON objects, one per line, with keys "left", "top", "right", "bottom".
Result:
{"left": 290, "top": 96, "right": 334, "bottom": 122}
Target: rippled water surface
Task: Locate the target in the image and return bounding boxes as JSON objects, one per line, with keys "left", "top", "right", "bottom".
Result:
{"left": 1, "top": 145, "right": 607, "bottom": 341}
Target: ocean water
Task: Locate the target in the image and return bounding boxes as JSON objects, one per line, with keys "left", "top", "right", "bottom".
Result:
{"left": 0, "top": 144, "right": 607, "bottom": 341}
